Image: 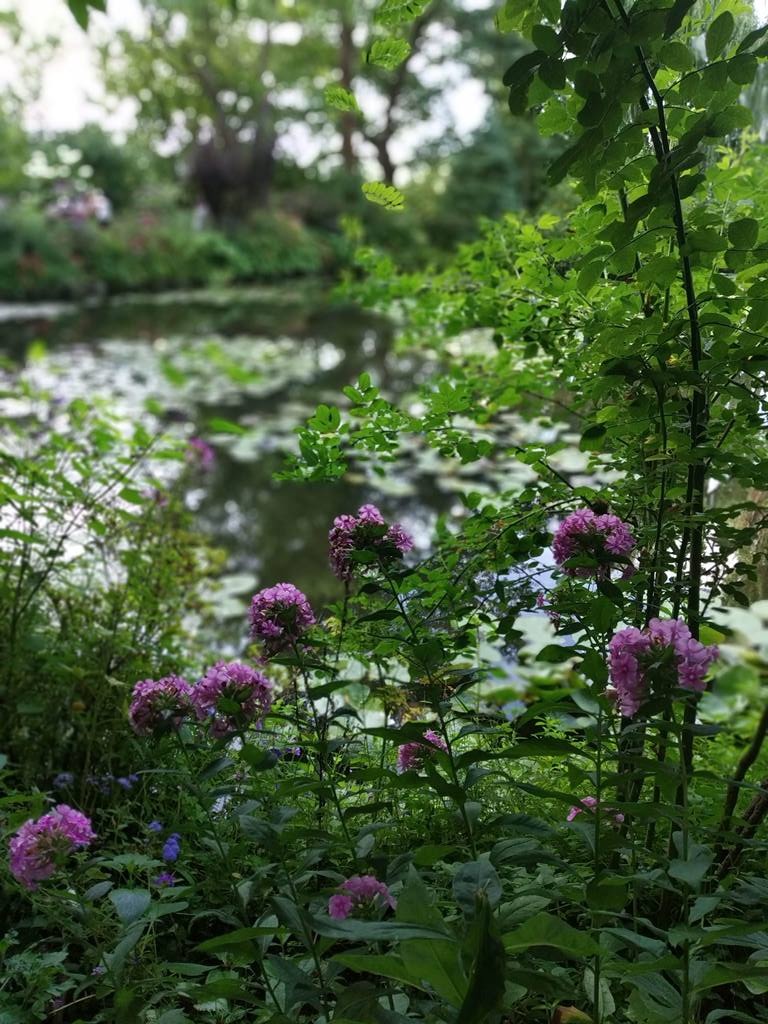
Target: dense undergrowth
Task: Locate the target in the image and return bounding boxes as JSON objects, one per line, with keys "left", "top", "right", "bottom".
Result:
{"left": 3, "top": 2, "right": 768, "bottom": 1023}
{"left": 0, "top": 206, "right": 343, "bottom": 301}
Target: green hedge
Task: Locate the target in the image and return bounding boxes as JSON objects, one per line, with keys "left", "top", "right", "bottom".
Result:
{"left": 0, "top": 204, "right": 345, "bottom": 300}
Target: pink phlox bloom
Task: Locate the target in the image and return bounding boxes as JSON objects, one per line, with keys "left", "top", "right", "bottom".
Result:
{"left": 249, "top": 583, "right": 316, "bottom": 656}
{"left": 396, "top": 729, "right": 448, "bottom": 773}
{"left": 328, "top": 874, "right": 396, "bottom": 919}
{"left": 328, "top": 893, "right": 354, "bottom": 919}
{"left": 552, "top": 508, "right": 635, "bottom": 578}
{"left": 191, "top": 661, "right": 273, "bottom": 738}
{"left": 9, "top": 805, "right": 96, "bottom": 890}
{"left": 608, "top": 618, "right": 719, "bottom": 717}
{"left": 328, "top": 503, "right": 414, "bottom": 581}
{"left": 128, "top": 675, "right": 192, "bottom": 736}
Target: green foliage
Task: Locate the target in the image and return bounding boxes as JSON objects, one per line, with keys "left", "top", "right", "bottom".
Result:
{"left": 5, "top": 3, "right": 768, "bottom": 1024}
{"left": 362, "top": 182, "right": 406, "bottom": 211}
{"left": 0, "top": 389, "right": 214, "bottom": 784}
{"left": 0, "top": 206, "right": 334, "bottom": 300}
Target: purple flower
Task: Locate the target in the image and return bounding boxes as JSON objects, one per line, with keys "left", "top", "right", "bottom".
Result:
{"left": 52, "top": 772, "right": 75, "bottom": 790}
{"left": 147, "top": 820, "right": 163, "bottom": 833}
{"left": 187, "top": 436, "right": 215, "bottom": 470}
{"left": 607, "top": 617, "right": 719, "bottom": 717}
{"left": 91, "top": 965, "right": 106, "bottom": 976}
{"left": 328, "top": 875, "right": 396, "bottom": 920}
{"left": 128, "top": 675, "right": 192, "bottom": 736}
{"left": 552, "top": 508, "right": 635, "bottom": 578}
{"left": 162, "top": 833, "right": 181, "bottom": 862}
{"left": 567, "top": 795, "right": 624, "bottom": 826}
{"left": 328, "top": 503, "right": 414, "bottom": 581}
{"left": 396, "top": 729, "right": 448, "bottom": 773}
{"left": 116, "top": 774, "right": 139, "bottom": 791}
{"left": 9, "top": 805, "right": 96, "bottom": 890}
{"left": 191, "top": 661, "right": 273, "bottom": 738}
{"left": 249, "top": 583, "right": 316, "bottom": 656}
{"left": 154, "top": 871, "right": 177, "bottom": 886}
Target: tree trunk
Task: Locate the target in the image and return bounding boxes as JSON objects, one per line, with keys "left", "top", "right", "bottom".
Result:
{"left": 339, "top": 16, "right": 357, "bottom": 172}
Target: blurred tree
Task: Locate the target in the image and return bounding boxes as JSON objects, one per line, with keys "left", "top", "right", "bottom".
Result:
{"left": 102, "top": 0, "right": 519, "bottom": 207}
{"left": 40, "top": 124, "right": 171, "bottom": 210}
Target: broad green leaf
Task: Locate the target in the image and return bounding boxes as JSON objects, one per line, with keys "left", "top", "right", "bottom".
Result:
{"left": 503, "top": 913, "right": 600, "bottom": 956}
{"left": 325, "top": 85, "right": 360, "bottom": 113}
{"left": 706, "top": 12, "right": 734, "bottom": 60}
{"left": 453, "top": 859, "right": 502, "bottom": 914}
{"left": 368, "top": 38, "right": 412, "bottom": 69}
{"left": 109, "top": 888, "right": 151, "bottom": 924}
{"left": 396, "top": 868, "right": 467, "bottom": 1006}
{"left": 456, "top": 897, "right": 506, "bottom": 1024}
{"left": 728, "top": 217, "right": 759, "bottom": 249}
{"left": 374, "top": 0, "right": 429, "bottom": 26}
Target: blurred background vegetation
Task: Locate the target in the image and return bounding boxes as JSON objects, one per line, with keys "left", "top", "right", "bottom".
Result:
{"left": 0, "top": 0, "right": 571, "bottom": 299}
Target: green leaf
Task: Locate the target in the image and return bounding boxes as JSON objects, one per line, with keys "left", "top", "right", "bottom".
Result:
{"left": 660, "top": 41, "right": 693, "bottom": 71}
{"left": 456, "top": 896, "right": 506, "bottom": 1024}
{"left": 453, "top": 859, "right": 503, "bottom": 914}
{"left": 325, "top": 85, "right": 360, "bottom": 113}
{"left": 311, "top": 916, "right": 455, "bottom": 944}
{"left": 531, "top": 24, "right": 560, "bottom": 55}
{"left": 362, "top": 181, "right": 405, "bottom": 211}
{"left": 706, "top": 12, "right": 734, "bottom": 60}
{"left": 109, "top": 888, "right": 151, "bottom": 925}
{"left": 536, "top": 644, "right": 576, "bottom": 663}
{"left": 368, "top": 38, "right": 412, "bottom": 69}
{"left": 208, "top": 417, "right": 245, "bottom": 435}
{"left": 687, "top": 228, "right": 727, "bottom": 253}
{"left": 580, "top": 423, "right": 607, "bottom": 451}
{"left": 374, "top": 0, "right": 429, "bottom": 26}
{"left": 728, "top": 217, "right": 759, "bottom": 249}
{"left": 503, "top": 913, "right": 600, "bottom": 956}
{"left": 66, "top": 0, "right": 105, "bottom": 29}
{"left": 333, "top": 952, "right": 427, "bottom": 991}
{"left": 396, "top": 868, "right": 467, "bottom": 1006}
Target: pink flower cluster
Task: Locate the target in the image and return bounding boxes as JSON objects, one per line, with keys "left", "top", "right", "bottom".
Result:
{"left": 552, "top": 507, "right": 635, "bottom": 577}
{"left": 396, "top": 729, "right": 448, "bottom": 772}
{"left": 129, "top": 675, "right": 192, "bottom": 736}
{"left": 608, "top": 617, "right": 719, "bottom": 717}
{"left": 249, "top": 583, "right": 316, "bottom": 656}
{"left": 191, "top": 661, "right": 273, "bottom": 738}
{"left": 328, "top": 874, "right": 397, "bottom": 920}
{"left": 567, "top": 795, "right": 624, "bottom": 827}
{"left": 9, "top": 805, "right": 96, "bottom": 890}
{"left": 329, "top": 503, "right": 414, "bottom": 581}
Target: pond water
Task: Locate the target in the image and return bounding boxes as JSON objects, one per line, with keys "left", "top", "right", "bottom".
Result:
{"left": 0, "top": 284, "right": 459, "bottom": 617}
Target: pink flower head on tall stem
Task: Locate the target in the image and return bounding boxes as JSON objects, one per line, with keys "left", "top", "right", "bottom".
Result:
{"left": 396, "top": 728, "right": 448, "bottom": 773}
{"left": 249, "top": 583, "right": 315, "bottom": 657}
{"left": 567, "top": 795, "right": 624, "bottom": 827}
{"left": 552, "top": 507, "right": 635, "bottom": 578}
{"left": 191, "top": 661, "right": 273, "bottom": 738}
{"left": 129, "top": 675, "right": 192, "bottom": 736}
{"left": 607, "top": 617, "right": 719, "bottom": 717}
{"left": 328, "top": 874, "right": 397, "bottom": 919}
{"left": 9, "top": 805, "right": 96, "bottom": 890}
{"left": 328, "top": 503, "right": 414, "bottom": 581}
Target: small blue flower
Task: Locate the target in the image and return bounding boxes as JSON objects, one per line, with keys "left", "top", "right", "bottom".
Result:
{"left": 162, "top": 833, "right": 181, "bottom": 862}
{"left": 116, "top": 777, "right": 133, "bottom": 790}
{"left": 53, "top": 772, "right": 75, "bottom": 790}
{"left": 154, "top": 871, "right": 177, "bottom": 887}
{"left": 147, "top": 820, "right": 163, "bottom": 832}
